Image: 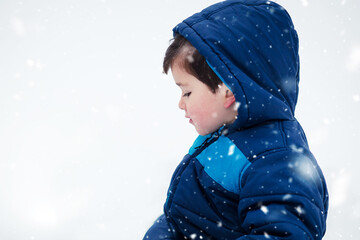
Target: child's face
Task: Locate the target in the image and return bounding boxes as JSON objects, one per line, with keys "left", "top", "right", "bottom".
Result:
{"left": 171, "top": 61, "right": 237, "bottom": 136}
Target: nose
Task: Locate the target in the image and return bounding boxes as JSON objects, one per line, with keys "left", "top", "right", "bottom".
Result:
{"left": 178, "top": 97, "right": 185, "bottom": 110}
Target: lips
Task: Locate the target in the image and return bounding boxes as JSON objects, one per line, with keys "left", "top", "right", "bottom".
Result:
{"left": 185, "top": 115, "right": 193, "bottom": 124}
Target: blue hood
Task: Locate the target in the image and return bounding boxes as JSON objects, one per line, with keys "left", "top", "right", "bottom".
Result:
{"left": 173, "top": 0, "right": 300, "bottom": 130}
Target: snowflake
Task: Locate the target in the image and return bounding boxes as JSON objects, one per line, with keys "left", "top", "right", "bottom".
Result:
{"left": 260, "top": 205, "right": 269, "bottom": 214}
{"left": 190, "top": 233, "right": 197, "bottom": 239}
{"left": 295, "top": 205, "right": 305, "bottom": 215}
{"left": 228, "top": 144, "right": 235, "bottom": 156}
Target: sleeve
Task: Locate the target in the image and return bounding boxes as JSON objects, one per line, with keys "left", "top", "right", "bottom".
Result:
{"left": 235, "top": 150, "right": 328, "bottom": 240}
{"left": 143, "top": 214, "right": 178, "bottom": 240}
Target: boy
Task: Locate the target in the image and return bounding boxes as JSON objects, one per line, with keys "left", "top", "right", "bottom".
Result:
{"left": 144, "top": 0, "right": 328, "bottom": 239}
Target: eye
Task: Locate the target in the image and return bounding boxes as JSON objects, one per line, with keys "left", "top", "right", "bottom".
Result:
{"left": 183, "top": 92, "right": 191, "bottom": 97}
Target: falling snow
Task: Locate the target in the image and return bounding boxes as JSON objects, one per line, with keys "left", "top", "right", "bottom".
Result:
{"left": 190, "top": 233, "right": 197, "bottom": 239}
{"left": 228, "top": 144, "right": 235, "bottom": 156}
{"left": 295, "top": 205, "right": 305, "bottom": 215}
{"left": 0, "top": 0, "right": 359, "bottom": 240}
{"left": 260, "top": 205, "right": 269, "bottom": 214}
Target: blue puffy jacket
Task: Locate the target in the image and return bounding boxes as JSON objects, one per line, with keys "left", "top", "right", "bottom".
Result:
{"left": 144, "top": 0, "right": 329, "bottom": 239}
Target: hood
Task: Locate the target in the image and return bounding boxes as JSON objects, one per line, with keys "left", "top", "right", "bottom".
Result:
{"left": 173, "top": 0, "right": 300, "bottom": 130}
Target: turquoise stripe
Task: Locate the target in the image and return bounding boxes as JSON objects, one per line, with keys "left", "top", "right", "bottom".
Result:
{"left": 196, "top": 136, "right": 250, "bottom": 194}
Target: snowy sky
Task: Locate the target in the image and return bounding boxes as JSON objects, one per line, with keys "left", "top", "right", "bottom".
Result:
{"left": 0, "top": 0, "right": 359, "bottom": 239}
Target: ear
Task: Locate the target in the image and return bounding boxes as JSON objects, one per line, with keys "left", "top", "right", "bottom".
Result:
{"left": 224, "top": 89, "right": 236, "bottom": 109}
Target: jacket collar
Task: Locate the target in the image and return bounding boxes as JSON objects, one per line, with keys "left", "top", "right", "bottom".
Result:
{"left": 188, "top": 125, "right": 228, "bottom": 155}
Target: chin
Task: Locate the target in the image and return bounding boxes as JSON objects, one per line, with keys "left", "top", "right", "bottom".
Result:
{"left": 197, "top": 132, "right": 208, "bottom": 136}
{"left": 194, "top": 128, "right": 207, "bottom": 136}
{"left": 196, "top": 128, "right": 213, "bottom": 136}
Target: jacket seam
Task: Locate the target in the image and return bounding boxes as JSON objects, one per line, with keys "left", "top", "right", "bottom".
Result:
{"left": 239, "top": 191, "right": 325, "bottom": 212}
{"left": 248, "top": 147, "right": 289, "bottom": 163}
{"left": 239, "top": 147, "right": 288, "bottom": 191}
{"left": 172, "top": 201, "right": 245, "bottom": 235}
{"left": 169, "top": 202, "right": 214, "bottom": 237}
{"left": 239, "top": 147, "right": 288, "bottom": 190}
{"left": 248, "top": 220, "right": 312, "bottom": 239}
{"left": 278, "top": 121, "right": 288, "bottom": 148}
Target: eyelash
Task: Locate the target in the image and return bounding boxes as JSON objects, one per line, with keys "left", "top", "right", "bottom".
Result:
{"left": 183, "top": 92, "right": 191, "bottom": 97}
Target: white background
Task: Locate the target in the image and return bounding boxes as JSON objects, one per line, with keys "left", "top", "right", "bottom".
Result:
{"left": 0, "top": 0, "right": 359, "bottom": 239}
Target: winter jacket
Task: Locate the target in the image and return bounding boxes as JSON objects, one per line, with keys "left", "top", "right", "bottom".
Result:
{"left": 144, "top": 0, "right": 329, "bottom": 239}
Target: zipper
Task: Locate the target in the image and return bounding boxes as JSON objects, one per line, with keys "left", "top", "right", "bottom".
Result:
{"left": 165, "top": 126, "right": 229, "bottom": 210}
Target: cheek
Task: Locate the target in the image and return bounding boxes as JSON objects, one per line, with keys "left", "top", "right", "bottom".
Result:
{"left": 189, "top": 104, "right": 211, "bottom": 122}
{"left": 187, "top": 94, "right": 218, "bottom": 120}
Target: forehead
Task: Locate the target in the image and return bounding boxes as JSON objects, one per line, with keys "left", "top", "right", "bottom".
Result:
{"left": 172, "top": 62, "right": 191, "bottom": 83}
{"left": 172, "top": 60, "right": 195, "bottom": 86}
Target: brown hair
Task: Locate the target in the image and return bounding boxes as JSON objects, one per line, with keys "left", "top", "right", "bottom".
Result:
{"left": 163, "top": 34, "right": 222, "bottom": 93}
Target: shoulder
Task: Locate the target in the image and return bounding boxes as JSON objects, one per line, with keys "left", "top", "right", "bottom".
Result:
{"left": 191, "top": 120, "right": 313, "bottom": 195}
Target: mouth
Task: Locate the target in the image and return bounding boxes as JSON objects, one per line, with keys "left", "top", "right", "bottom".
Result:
{"left": 185, "top": 115, "right": 193, "bottom": 124}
